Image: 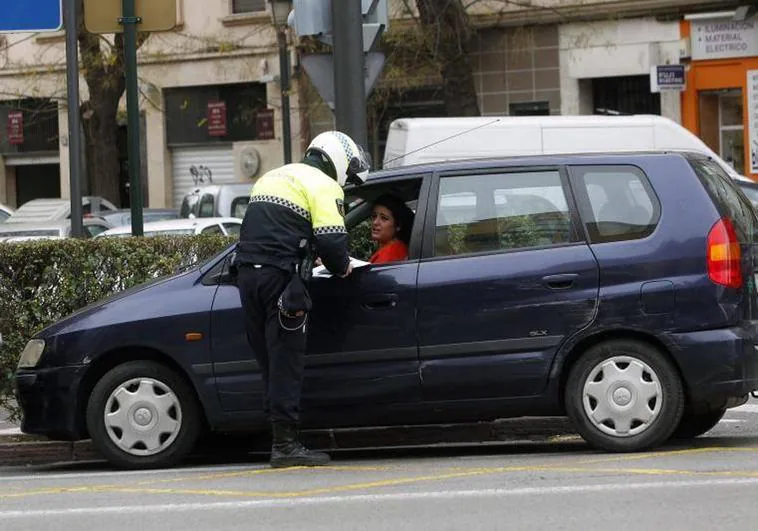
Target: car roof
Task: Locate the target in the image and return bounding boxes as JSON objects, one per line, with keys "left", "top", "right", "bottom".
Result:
{"left": 101, "top": 216, "right": 241, "bottom": 235}
{"left": 6, "top": 196, "right": 117, "bottom": 224}
{"left": 363, "top": 150, "right": 709, "bottom": 183}
{"left": 0, "top": 220, "right": 70, "bottom": 233}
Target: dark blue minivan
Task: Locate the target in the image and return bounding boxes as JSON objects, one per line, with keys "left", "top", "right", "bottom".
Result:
{"left": 14, "top": 152, "right": 758, "bottom": 469}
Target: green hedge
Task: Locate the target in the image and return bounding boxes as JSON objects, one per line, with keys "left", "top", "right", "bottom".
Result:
{"left": 0, "top": 235, "right": 235, "bottom": 417}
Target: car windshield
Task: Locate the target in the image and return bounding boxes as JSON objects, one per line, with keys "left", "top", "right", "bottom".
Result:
{"left": 180, "top": 194, "right": 200, "bottom": 218}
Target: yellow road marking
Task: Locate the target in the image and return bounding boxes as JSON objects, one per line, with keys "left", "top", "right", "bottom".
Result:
{"left": 4, "top": 446, "right": 758, "bottom": 501}
{"left": 132, "top": 465, "right": 390, "bottom": 486}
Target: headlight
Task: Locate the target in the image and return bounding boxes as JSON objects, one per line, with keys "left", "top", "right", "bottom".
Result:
{"left": 17, "top": 339, "right": 45, "bottom": 369}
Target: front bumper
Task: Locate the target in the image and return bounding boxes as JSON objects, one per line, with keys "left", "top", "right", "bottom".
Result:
{"left": 669, "top": 325, "right": 758, "bottom": 403}
{"left": 14, "top": 365, "right": 87, "bottom": 441}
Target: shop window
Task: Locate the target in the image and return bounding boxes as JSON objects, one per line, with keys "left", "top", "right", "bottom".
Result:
{"left": 0, "top": 98, "right": 59, "bottom": 154}
{"left": 592, "top": 75, "right": 661, "bottom": 116}
{"left": 165, "top": 83, "right": 268, "bottom": 146}
{"left": 232, "top": 0, "right": 265, "bottom": 13}
{"left": 509, "top": 101, "right": 550, "bottom": 116}
{"left": 699, "top": 89, "right": 745, "bottom": 175}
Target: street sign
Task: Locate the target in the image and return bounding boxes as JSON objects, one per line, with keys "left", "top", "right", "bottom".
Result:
{"left": 7, "top": 111, "right": 23, "bottom": 145}
{"left": 0, "top": 0, "right": 63, "bottom": 33}
{"left": 650, "top": 64, "right": 685, "bottom": 92}
{"left": 301, "top": 52, "right": 385, "bottom": 109}
{"left": 256, "top": 109, "right": 275, "bottom": 140}
{"left": 84, "top": 0, "right": 177, "bottom": 34}
{"left": 207, "top": 102, "right": 227, "bottom": 137}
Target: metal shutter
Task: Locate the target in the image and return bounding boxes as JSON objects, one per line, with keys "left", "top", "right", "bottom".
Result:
{"left": 171, "top": 146, "right": 236, "bottom": 208}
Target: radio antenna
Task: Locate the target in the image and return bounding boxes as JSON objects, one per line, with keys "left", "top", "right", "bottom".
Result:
{"left": 382, "top": 117, "right": 504, "bottom": 167}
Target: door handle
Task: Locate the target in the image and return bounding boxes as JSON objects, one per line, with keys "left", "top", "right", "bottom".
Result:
{"left": 542, "top": 273, "right": 579, "bottom": 290}
{"left": 363, "top": 293, "right": 399, "bottom": 309}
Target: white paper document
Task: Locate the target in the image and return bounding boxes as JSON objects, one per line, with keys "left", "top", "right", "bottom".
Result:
{"left": 312, "top": 257, "right": 371, "bottom": 278}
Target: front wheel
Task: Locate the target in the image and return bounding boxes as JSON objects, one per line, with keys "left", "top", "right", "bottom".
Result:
{"left": 565, "top": 339, "right": 684, "bottom": 452}
{"left": 86, "top": 361, "right": 201, "bottom": 469}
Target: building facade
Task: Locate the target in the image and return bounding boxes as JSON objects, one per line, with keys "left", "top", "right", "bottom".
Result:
{"left": 0, "top": 0, "right": 303, "bottom": 209}
{"left": 680, "top": 10, "right": 758, "bottom": 179}
{"left": 0, "top": 0, "right": 751, "bottom": 210}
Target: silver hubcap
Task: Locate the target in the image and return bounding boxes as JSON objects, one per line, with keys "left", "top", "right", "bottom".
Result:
{"left": 104, "top": 377, "right": 182, "bottom": 456}
{"left": 582, "top": 356, "right": 663, "bottom": 437}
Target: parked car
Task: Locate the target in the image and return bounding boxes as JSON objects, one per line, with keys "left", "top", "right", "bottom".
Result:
{"left": 15, "top": 151, "right": 758, "bottom": 469}
{"left": 96, "top": 208, "right": 181, "bottom": 229}
{"left": 180, "top": 183, "right": 252, "bottom": 219}
{"left": 98, "top": 217, "right": 241, "bottom": 238}
{"left": 0, "top": 218, "right": 111, "bottom": 242}
{"left": 6, "top": 197, "right": 118, "bottom": 224}
{"left": 0, "top": 203, "right": 13, "bottom": 222}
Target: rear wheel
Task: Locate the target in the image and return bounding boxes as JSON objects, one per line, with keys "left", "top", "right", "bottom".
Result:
{"left": 672, "top": 408, "right": 726, "bottom": 439}
{"left": 86, "top": 361, "right": 201, "bottom": 469}
{"left": 565, "top": 339, "right": 684, "bottom": 452}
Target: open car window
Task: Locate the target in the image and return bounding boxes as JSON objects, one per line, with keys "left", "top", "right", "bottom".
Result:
{"left": 344, "top": 177, "right": 424, "bottom": 262}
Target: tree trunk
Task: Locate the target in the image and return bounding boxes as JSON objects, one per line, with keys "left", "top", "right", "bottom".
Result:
{"left": 416, "top": 0, "right": 480, "bottom": 117}
{"left": 76, "top": 0, "right": 148, "bottom": 207}
{"left": 81, "top": 97, "right": 121, "bottom": 204}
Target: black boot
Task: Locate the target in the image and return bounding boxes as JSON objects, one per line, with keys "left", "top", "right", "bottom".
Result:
{"left": 270, "top": 422, "right": 330, "bottom": 468}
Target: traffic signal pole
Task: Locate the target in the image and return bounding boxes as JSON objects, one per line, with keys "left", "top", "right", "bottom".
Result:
{"left": 121, "top": 0, "right": 144, "bottom": 236}
{"left": 64, "top": 0, "right": 84, "bottom": 237}
{"left": 330, "top": 0, "right": 368, "bottom": 149}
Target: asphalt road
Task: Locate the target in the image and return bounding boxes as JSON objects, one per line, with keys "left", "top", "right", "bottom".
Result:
{"left": 2, "top": 401, "right": 758, "bottom": 530}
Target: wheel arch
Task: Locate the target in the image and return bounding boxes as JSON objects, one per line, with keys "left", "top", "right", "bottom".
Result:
{"left": 555, "top": 329, "right": 689, "bottom": 411}
{"left": 76, "top": 346, "right": 209, "bottom": 438}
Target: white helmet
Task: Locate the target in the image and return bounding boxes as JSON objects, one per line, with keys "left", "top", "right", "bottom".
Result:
{"left": 306, "top": 131, "right": 371, "bottom": 187}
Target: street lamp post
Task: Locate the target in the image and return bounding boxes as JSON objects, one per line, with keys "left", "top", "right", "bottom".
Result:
{"left": 269, "top": 0, "right": 293, "bottom": 164}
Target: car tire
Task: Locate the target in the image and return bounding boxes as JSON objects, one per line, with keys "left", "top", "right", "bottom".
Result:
{"left": 565, "top": 339, "right": 684, "bottom": 452}
{"left": 86, "top": 361, "right": 201, "bottom": 469}
{"left": 671, "top": 408, "right": 726, "bottom": 439}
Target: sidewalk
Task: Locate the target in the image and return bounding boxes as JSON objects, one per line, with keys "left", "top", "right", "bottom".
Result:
{"left": 0, "top": 406, "right": 578, "bottom": 467}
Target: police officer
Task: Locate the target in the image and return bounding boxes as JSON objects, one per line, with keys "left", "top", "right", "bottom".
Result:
{"left": 236, "top": 131, "right": 370, "bottom": 468}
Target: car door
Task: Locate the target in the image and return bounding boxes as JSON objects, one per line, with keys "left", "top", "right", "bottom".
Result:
{"left": 416, "top": 166, "right": 599, "bottom": 401}
{"left": 208, "top": 176, "right": 429, "bottom": 418}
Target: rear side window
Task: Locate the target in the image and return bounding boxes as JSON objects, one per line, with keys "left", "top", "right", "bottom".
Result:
{"left": 690, "top": 158, "right": 756, "bottom": 240}
{"left": 571, "top": 166, "right": 659, "bottom": 243}
{"left": 434, "top": 170, "right": 576, "bottom": 256}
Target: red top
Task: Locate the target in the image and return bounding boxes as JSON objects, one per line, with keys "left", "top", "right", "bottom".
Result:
{"left": 370, "top": 240, "right": 409, "bottom": 264}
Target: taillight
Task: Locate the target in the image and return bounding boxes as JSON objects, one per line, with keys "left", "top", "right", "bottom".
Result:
{"left": 707, "top": 218, "right": 742, "bottom": 288}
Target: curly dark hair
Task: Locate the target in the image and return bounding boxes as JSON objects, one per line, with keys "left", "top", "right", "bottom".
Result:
{"left": 372, "top": 193, "right": 414, "bottom": 245}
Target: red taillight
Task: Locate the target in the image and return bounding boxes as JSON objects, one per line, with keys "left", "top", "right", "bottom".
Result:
{"left": 707, "top": 218, "right": 743, "bottom": 289}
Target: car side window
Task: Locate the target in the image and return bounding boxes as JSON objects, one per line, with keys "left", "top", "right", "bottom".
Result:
{"left": 199, "top": 194, "right": 215, "bottom": 217}
{"left": 85, "top": 224, "right": 109, "bottom": 237}
{"left": 201, "top": 224, "right": 223, "bottom": 235}
{"left": 223, "top": 222, "right": 241, "bottom": 237}
{"left": 434, "top": 170, "right": 574, "bottom": 257}
{"left": 231, "top": 197, "right": 249, "bottom": 218}
{"left": 690, "top": 158, "right": 756, "bottom": 240}
{"left": 572, "top": 166, "right": 659, "bottom": 243}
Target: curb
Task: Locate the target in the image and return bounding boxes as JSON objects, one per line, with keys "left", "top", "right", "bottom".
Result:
{"left": 0, "top": 417, "right": 578, "bottom": 467}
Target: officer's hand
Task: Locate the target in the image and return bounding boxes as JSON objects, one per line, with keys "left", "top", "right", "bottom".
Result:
{"left": 338, "top": 263, "right": 353, "bottom": 278}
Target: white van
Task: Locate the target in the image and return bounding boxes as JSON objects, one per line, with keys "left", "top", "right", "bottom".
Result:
{"left": 382, "top": 115, "right": 748, "bottom": 182}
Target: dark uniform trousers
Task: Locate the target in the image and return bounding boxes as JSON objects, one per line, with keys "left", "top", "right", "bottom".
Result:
{"left": 237, "top": 264, "right": 307, "bottom": 423}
